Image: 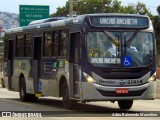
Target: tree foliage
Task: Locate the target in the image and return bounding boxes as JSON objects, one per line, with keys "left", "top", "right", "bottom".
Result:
{"left": 50, "top": 0, "right": 152, "bottom": 17}
{"left": 153, "top": 16, "right": 160, "bottom": 50}
{"left": 153, "top": 6, "right": 160, "bottom": 43}
{"left": 157, "top": 6, "right": 160, "bottom": 15}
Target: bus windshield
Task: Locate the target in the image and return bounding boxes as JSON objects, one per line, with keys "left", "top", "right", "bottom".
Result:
{"left": 87, "top": 31, "right": 154, "bottom": 68}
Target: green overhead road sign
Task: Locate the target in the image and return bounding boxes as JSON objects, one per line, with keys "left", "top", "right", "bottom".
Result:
{"left": 19, "top": 5, "right": 49, "bottom": 26}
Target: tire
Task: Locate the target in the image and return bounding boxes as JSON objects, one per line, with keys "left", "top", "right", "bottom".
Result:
{"left": 29, "top": 94, "right": 38, "bottom": 102}
{"left": 19, "top": 77, "right": 29, "bottom": 102}
{"left": 62, "top": 82, "right": 76, "bottom": 109}
{"left": 19, "top": 77, "right": 38, "bottom": 102}
{"left": 118, "top": 100, "right": 133, "bottom": 110}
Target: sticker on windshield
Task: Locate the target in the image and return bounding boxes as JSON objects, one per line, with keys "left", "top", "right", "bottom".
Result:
{"left": 123, "top": 56, "right": 132, "bottom": 67}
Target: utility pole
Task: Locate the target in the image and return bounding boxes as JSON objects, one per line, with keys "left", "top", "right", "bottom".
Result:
{"left": 69, "top": 0, "right": 73, "bottom": 17}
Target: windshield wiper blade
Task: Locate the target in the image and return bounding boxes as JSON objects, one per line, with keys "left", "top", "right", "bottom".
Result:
{"left": 104, "top": 31, "right": 119, "bottom": 46}
{"left": 126, "top": 30, "right": 139, "bottom": 46}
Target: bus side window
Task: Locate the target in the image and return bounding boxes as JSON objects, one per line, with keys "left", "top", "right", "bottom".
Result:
{"left": 60, "top": 29, "right": 68, "bottom": 57}
{"left": 43, "top": 31, "right": 52, "bottom": 57}
{"left": 16, "top": 34, "right": 25, "bottom": 57}
{"left": 24, "top": 34, "right": 32, "bottom": 57}
{"left": 53, "top": 30, "right": 59, "bottom": 57}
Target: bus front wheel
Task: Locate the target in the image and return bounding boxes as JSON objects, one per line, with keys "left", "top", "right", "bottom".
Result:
{"left": 62, "top": 82, "right": 76, "bottom": 109}
{"left": 118, "top": 100, "right": 133, "bottom": 110}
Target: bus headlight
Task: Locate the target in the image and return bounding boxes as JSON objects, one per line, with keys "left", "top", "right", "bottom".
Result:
{"left": 148, "top": 72, "right": 156, "bottom": 82}
{"left": 83, "top": 72, "right": 96, "bottom": 83}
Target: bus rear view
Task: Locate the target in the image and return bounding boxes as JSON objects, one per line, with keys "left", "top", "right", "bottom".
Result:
{"left": 82, "top": 14, "right": 156, "bottom": 109}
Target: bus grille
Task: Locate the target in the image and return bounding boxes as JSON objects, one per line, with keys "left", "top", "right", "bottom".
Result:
{"left": 96, "top": 89, "right": 147, "bottom": 97}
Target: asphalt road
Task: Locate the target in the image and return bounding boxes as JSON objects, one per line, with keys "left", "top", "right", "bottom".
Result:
{"left": 0, "top": 85, "right": 159, "bottom": 120}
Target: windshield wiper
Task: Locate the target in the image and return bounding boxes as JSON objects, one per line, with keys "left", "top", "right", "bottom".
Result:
{"left": 104, "top": 31, "right": 119, "bottom": 46}
{"left": 125, "top": 30, "right": 139, "bottom": 46}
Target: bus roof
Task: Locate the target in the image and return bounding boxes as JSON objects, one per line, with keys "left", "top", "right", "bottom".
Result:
{"left": 5, "top": 13, "right": 151, "bottom": 34}
{"left": 28, "top": 17, "right": 67, "bottom": 25}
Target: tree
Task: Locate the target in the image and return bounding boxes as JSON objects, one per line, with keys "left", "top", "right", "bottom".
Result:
{"left": 74, "top": 0, "right": 112, "bottom": 14}
{"left": 50, "top": 0, "right": 152, "bottom": 17}
{"left": 153, "top": 6, "right": 160, "bottom": 44}
{"left": 110, "top": 1, "right": 152, "bottom": 18}
{"left": 50, "top": 2, "right": 70, "bottom": 17}
{"left": 136, "top": 2, "right": 153, "bottom": 18}
{"left": 51, "top": 0, "right": 113, "bottom": 17}
{"left": 118, "top": 3, "right": 135, "bottom": 14}
{"left": 110, "top": 0, "right": 122, "bottom": 13}
{"left": 153, "top": 6, "right": 160, "bottom": 66}
{"left": 157, "top": 6, "right": 160, "bottom": 15}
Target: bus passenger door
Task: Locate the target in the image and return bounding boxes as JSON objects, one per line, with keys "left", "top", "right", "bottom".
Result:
{"left": 8, "top": 40, "right": 14, "bottom": 89}
{"left": 33, "top": 37, "right": 42, "bottom": 93}
{"left": 70, "top": 33, "right": 80, "bottom": 97}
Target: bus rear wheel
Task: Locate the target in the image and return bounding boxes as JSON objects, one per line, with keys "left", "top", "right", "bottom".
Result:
{"left": 118, "top": 100, "right": 133, "bottom": 110}
{"left": 19, "top": 77, "right": 29, "bottom": 102}
{"left": 62, "top": 82, "right": 76, "bottom": 109}
{"left": 19, "top": 77, "right": 38, "bottom": 102}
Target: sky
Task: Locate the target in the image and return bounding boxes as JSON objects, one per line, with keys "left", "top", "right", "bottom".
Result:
{"left": 0, "top": 0, "right": 159, "bottom": 15}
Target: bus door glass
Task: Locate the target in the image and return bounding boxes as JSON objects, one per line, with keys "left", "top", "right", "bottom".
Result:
{"left": 33, "top": 37, "right": 42, "bottom": 93}
{"left": 70, "top": 33, "right": 80, "bottom": 97}
{"left": 8, "top": 40, "right": 14, "bottom": 89}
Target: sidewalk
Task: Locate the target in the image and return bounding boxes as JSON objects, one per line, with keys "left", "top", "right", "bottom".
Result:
{"left": 156, "top": 79, "right": 160, "bottom": 99}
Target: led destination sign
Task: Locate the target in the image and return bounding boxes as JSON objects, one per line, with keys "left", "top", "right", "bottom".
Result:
{"left": 89, "top": 16, "right": 149, "bottom": 28}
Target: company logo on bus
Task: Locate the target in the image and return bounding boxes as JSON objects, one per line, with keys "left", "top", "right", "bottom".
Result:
{"left": 119, "top": 80, "right": 125, "bottom": 86}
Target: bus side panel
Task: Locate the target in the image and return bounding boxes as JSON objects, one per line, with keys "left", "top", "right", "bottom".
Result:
{"left": 40, "top": 59, "right": 70, "bottom": 97}
{"left": 40, "top": 58, "right": 57, "bottom": 96}
{"left": 40, "top": 78, "right": 59, "bottom": 97}
{"left": 40, "top": 59, "right": 66, "bottom": 97}
{"left": 7, "top": 60, "right": 14, "bottom": 90}
{"left": 11, "top": 60, "right": 19, "bottom": 91}
{"left": 12, "top": 59, "right": 34, "bottom": 93}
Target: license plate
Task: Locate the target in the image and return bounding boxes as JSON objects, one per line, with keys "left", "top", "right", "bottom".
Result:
{"left": 116, "top": 88, "right": 128, "bottom": 94}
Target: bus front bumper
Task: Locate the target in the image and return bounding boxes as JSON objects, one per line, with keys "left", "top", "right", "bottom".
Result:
{"left": 81, "top": 81, "right": 156, "bottom": 101}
